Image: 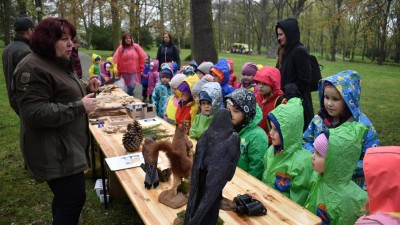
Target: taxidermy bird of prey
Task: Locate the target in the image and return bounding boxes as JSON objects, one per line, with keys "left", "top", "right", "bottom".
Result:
{"left": 141, "top": 125, "right": 193, "bottom": 191}
{"left": 184, "top": 108, "right": 240, "bottom": 225}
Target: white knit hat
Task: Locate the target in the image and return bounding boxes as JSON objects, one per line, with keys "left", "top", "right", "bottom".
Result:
{"left": 169, "top": 73, "right": 186, "bottom": 89}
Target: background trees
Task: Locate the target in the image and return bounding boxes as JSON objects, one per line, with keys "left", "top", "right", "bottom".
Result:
{"left": 0, "top": 0, "right": 398, "bottom": 64}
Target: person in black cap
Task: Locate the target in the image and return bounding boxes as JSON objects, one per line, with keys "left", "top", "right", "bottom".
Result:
{"left": 2, "top": 17, "right": 35, "bottom": 115}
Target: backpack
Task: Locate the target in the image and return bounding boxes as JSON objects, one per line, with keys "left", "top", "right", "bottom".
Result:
{"left": 295, "top": 46, "right": 323, "bottom": 92}
{"left": 308, "top": 54, "right": 323, "bottom": 92}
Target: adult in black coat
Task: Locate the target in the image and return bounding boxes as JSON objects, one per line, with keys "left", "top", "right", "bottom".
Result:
{"left": 156, "top": 32, "right": 181, "bottom": 71}
{"left": 184, "top": 108, "right": 240, "bottom": 225}
{"left": 275, "top": 18, "right": 314, "bottom": 131}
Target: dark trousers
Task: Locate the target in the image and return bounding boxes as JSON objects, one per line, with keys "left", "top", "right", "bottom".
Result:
{"left": 142, "top": 84, "right": 148, "bottom": 99}
{"left": 47, "top": 172, "right": 86, "bottom": 225}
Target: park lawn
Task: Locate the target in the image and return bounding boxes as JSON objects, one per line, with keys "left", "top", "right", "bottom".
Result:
{"left": 0, "top": 47, "right": 398, "bottom": 224}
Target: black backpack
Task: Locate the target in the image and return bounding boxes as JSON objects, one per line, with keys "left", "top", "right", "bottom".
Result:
{"left": 308, "top": 54, "right": 323, "bottom": 92}
{"left": 296, "top": 46, "right": 323, "bottom": 92}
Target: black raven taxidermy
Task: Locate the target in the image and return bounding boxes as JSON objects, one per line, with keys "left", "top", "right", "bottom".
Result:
{"left": 184, "top": 108, "right": 240, "bottom": 225}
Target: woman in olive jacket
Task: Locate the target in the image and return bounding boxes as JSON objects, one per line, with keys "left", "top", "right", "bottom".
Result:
{"left": 12, "top": 18, "right": 99, "bottom": 225}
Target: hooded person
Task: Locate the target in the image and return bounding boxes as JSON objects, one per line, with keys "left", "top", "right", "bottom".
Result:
{"left": 238, "top": 62, "right": 259, "bottom": 94}
{"left": 147, "top": 60, "right": 159, "bottom": 103}
{"left": 262, "top": 98, "right": 314, "bottom": 206}
{"left": 253, "top": 66, "right": 284, "bottom": 145}
{"left": 175, "top": 76, "right": 199, "bottom": 129}
{"left": 190, "top": 60, "right": 198, "bottom": 73}
{"left": 180, "top": 65, "right": 196, "bottom": 76}
{"left": 164, "top": 73, "right": 187, "bottom": 124}
{"left": 305, "top": 122, "right": 368, "bottom": 225}
{"left": 191, "top": 74, "right": 213, "bottom": 106}
{"left": 152, "top": 64, "right": 173, "bottom": 118}
{"left": 210, "top": 58, "right": 235, "bottom": 99}
{"left": 275, "top": 18, "right": 314, "bottom": 131}
{"left": 228, "top": 59, "right": 239, "bottom": 89}
{"left": 355, "top": 146, "right": 400, "bottom": 225}
{"left": 197, "top": 61, "right": 214, "bottom": 79}
{"left": 303, "top": 70, "right": 380, "bottom": 188}
{"left": 189, "top": 82, "right": 222, "bottom": 140}
{"left": 89, "top": 53, "right": 102, "bottom": 77}
{"left": 224, "top": 89, "right": 269, "bottom": 180}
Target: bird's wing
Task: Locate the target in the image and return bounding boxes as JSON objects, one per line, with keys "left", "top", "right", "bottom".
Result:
{"left": 184, "top": 134, "right": 208, "bottom": 222}
{"left": 187, "top": 132, "right": 240, "bottom": 225}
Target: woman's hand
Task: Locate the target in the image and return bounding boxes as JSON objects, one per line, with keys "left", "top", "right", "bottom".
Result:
{"left": 81, "top": 93, "right": 97, "bottom": 113}
{"left": 87, "top": 77, "right": 100, "bottom": 93}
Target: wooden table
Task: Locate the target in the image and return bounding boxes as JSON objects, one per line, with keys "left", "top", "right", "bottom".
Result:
{"left": 89, "top": 88, "right": 321, "bottom": 225}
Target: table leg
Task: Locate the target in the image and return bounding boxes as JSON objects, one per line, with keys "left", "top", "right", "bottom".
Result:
{"left": 100, "top": 150, "right": 108, "bottom": 209}
{"left": 90, "top": 133, "right": 97, "bottom": 181}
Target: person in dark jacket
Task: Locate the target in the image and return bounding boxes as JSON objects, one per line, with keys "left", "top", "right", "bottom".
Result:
{"left": 2, "top": 17, "right": 35, "bottom": 115}
{"left": 70, "top": 34, "right": 83, "bottom": 79}
{"left": 12, "top": 18, "right": 99, "bottom": 225}
{"left": 156, "top": 32, "right": 181, "bottom": 71}
{"left": 275, "top": 18, "right": 314, "bottom": 131}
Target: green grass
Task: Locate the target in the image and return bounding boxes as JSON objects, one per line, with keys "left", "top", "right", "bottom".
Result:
{"left": 1, "top": 47, "right": 399, "bottom": 224}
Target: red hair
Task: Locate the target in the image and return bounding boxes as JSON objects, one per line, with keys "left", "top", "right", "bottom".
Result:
{"left": 121, "top": 33, "right": 133, "bottom": 48}
{"left": 30, "top": 18, "right": 76, "bottom": 59}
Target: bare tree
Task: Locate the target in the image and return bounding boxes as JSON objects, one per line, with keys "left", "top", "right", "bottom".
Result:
{"left": 394, "top": 0, "right": 400, "bottom": 63}
{"left": 16, "top": 0, "right": 28, "bottom": 16}
{"left": 377, "top": 0, "right": 393, "bottom": 65}
{"left": 111, "top": 0, "right": 121, "bottom": 50}
{"left": 273, "top": 0, "right": 286, "bottom": 21}
{"left": 190, "top": 0, "right": 218, "bottom": 63}
{"left": 1, "top": 0, "right": 12, "bottom": 45}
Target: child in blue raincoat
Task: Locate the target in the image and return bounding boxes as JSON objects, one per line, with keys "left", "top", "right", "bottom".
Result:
{"left": 303, "top": 70, "right": 380, "bottom": 188}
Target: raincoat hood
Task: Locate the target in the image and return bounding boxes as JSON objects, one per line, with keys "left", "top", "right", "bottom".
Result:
{"left": 319, "top": 70, "right": 362, "bottom": 120}
{"left": 275, "top": 18, "right": 300, "bottom": 51}
{"left": 268, "top": 97, "right": 303, "bottom": 154}
{"left": 305, "top": 122, "right": 368, "bottom": 225}
{"left": 200, "top": 82, "right": 222, "bottom": 115}
{"left": 212, "top": 58, "right": 230, "bottom": 86}
{"left": 239, "top": 104, "right": 263, "bottom": 135}
{"left": 91, "top": 53, "right": 102, "bottom": 63}
{"left": 254, "top": 66, "right": 284, "bottom": 97}
{"left": 322, "top": 122, "right": 368, "bottom": 184}
{"left": 151, "top": 60, "right": 159, "bottom": 73}
{"left": 363, "top": 146, "right": 400, "bottom": 214}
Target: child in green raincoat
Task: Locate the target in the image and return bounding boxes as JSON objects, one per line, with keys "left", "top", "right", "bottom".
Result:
{"left": 189, "top": 82, "right": 222, "bottom": 140}
{"left": 305, "top": 122, "right": 368, "bottom": 225}
{"left": 225, "top": 88, "right": 269, "bottom": 180}
{"left": 262, "top": 98, "right": 314, "bottom": 206}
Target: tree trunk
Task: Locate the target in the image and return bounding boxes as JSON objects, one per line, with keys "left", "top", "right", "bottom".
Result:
{"left": 34, "top": 0, "right": 43, "bottom": 21}
{"left": 159, "top": 0, "right": 164, "bottom": 35}
{"left": 330, "top": 22, "right": 339, "bottom": 61}
{"left": 16, "top": 0, "right": 28, "bottom": 16}
{"left": 111, "top": 0, "right": 121, "bottom": 51}
{"left": 1, "top": 0, "right": 11, "bottom": 46}
{"left": 378, "top": 0, "right": 392, "bottom": 65}
{"left": 129, "top": 0, "right": 137, "bottom": 34}
{"left": 190, "top": 0, "right": 218, "bottom": 63}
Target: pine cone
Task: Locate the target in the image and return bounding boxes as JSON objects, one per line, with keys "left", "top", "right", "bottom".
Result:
{"left": 122, "top": 120, "right": 143, "bottom": 152}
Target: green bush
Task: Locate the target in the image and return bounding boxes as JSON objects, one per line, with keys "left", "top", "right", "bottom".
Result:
{"left": 91, "top": 25, "right": 114, "bottom": 50}
{"left": 130, "top": 26, "right": 153, "bottom": 50}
